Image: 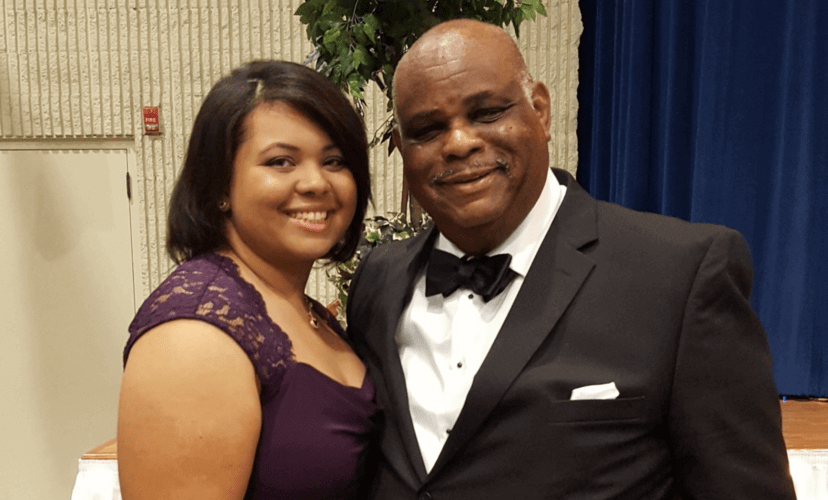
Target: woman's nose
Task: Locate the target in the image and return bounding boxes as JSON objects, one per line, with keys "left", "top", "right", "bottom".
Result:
{"left": 295, "top": 163, "right": 329, "bottom": 194}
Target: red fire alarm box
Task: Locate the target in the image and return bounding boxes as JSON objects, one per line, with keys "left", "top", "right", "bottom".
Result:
{"left": 142, "top": 106, "right": 161, "bottom": 135}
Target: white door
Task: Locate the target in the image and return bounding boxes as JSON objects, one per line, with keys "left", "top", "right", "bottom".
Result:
{"left": 0, "top": 148, "right": 135, "bottom": 500}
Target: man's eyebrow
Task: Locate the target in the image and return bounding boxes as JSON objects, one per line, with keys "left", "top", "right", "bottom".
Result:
{"left": 404, "top": 109, "right": 445, "bottom": 126}
{"left": 463, "top": 90, "right": 497, "bottom": 106}
{"left": 404, "top": 91, "right": 502, "bottom": 125}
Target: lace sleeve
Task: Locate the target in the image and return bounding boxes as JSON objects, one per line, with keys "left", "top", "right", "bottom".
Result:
{"left": 124, "top": 253, "right": 294, "bottom": 386}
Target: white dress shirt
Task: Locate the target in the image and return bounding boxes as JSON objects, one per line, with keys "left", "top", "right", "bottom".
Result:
{"left": 395, "top": 168, "right": 567, "bottom": 472}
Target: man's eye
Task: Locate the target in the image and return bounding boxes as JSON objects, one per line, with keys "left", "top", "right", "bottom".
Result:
{"left": 473, "top": 107, "right": 507, "bottom": 123}
{"left": 410, "top": 126, "right": 441, "bottom": 143}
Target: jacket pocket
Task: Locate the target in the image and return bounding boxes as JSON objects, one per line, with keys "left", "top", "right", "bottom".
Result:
{"left": 544, "top": 396, "right": 646, "bottom": 423}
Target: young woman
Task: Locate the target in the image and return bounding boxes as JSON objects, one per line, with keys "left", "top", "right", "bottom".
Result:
{"left": 117, "top": 60, "right": 376, "bottom": 499}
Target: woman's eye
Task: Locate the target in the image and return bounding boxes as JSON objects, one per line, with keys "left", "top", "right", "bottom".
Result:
{"left": 324, "top": 156, "right": 347, "bottom": 171}
{"left": 265, "top": 157, "right": 292, "bottom": 168}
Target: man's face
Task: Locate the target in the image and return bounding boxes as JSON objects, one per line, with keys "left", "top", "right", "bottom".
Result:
{"left": 393, "top": 31, "right": 551, "bottom": 254}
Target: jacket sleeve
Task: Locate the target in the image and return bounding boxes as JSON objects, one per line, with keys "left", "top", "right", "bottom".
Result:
{"left": 668, "top": 228, "right": 796, "bottom": 499}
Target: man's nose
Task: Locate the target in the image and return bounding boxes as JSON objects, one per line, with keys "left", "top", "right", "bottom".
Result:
{"left": 442, "top": 124, "right": 483, "bottom": 160}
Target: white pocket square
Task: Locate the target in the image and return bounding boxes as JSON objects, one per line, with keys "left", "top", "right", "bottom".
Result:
{"left": 570, "top": 382, "right": 620, "bottom": 401}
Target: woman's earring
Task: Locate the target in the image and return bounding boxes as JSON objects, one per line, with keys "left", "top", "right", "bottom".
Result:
{"left": 218, "top": 200, "right": 229, "bottom": 211}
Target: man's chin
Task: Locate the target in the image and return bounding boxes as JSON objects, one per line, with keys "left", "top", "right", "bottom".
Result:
{"left": 431, "top": 211, "right": 507, "bottom": 248}
{"left": 429, "top": 206, "right": 499, "bottom": 229}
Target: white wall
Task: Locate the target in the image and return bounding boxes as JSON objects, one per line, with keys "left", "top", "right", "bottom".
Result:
{"left": 0, "top": 145, "right": 136, "bottom": 499}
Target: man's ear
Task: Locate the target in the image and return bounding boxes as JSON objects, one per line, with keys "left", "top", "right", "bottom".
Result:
{"left": 531, "top": 81, "right": 552, "bottom": 142}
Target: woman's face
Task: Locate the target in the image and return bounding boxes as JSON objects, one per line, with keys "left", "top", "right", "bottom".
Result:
{"left": 223, "top": 101, "right": 358, "bottom": 266}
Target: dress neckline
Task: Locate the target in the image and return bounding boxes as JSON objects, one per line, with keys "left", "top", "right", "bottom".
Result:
{"left": 205, "top": 252, "right": 363, "bottom": 391}
{"left": 295, "top": 362, "right": 371, "bottom": 393}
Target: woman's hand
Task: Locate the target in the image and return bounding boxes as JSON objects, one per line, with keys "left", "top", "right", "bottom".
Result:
{"left": 117, "top": 319, "right": 261, "bottom": 499}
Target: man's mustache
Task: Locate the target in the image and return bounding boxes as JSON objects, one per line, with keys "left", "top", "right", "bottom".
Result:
{"left": 429, "top": 159, "right": 510, "bottom": 186}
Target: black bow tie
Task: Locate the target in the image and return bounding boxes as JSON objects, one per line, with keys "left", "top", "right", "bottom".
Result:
{"left": 425, "top": 248, "right": 517, "bottom": 302}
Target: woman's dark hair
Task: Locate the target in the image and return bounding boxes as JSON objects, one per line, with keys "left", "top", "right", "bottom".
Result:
{"left": 167, "top": 60, "right": 371, "bottom": 264}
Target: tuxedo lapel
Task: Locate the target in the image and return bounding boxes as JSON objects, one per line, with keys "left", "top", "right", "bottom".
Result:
{"left": 361, "top": 227, "right": 438, "bottom": 484}
{"left": 429, "top": 170, "right": 599, "bottom": 477}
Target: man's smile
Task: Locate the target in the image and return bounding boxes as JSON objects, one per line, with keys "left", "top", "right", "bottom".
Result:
{"left": 430, "top": 160, "right": 511, "bottom": 187}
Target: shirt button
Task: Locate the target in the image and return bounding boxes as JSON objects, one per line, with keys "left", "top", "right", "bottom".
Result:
{"left": 468, "top": 293, "right": 474, "bottom": 299}
{"left": 457, "top": 361, "right": 463, "bottom": 368}
{"left": 446, "top": 428, "right": 452, "bottom": 434}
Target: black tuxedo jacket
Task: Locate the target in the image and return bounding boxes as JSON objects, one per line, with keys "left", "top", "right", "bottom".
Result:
{"left": 347, "top": 169, "right": 795, "bottom": 500}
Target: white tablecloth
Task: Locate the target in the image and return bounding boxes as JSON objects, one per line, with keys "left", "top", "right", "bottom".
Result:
{"left": 70, "top": 458, "right": 121, "bottom": 500}
{"left": 70, "top": 450, "right": 827, "bottom": 500}
{"left": 789, "top": 450, "right": 828, "bottom": 500}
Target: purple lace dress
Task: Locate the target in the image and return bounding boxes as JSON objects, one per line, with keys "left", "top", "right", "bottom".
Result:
{"left": 124, "top": 253, "right": 379, "bottom": 499}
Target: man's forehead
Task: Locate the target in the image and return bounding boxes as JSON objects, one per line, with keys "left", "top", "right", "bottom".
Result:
{"left": 402, "top": 25, "right": 510, "bottom": 71}
{"left": 397, "top": 42, "right": 468, "bottom": 92}
{"left": 411, "top": 29, "right": 469, "bottom": 62}
{"left": 398, "top": 42, "right": 512, "bottom": 94}
{"left": 413, "top": 18, "right": 507, "bottom": 50}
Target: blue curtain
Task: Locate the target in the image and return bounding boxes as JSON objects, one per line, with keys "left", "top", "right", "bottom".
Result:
{"left": 577, "top": 0, "right": 828, "bottom": 397}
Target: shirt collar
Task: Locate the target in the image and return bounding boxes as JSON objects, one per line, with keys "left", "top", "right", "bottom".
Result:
{"left": 435, "top": 168, "right": 566, "bottom": 277}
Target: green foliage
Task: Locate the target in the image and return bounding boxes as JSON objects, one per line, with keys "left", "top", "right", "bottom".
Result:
{"left": 326, "top": 212, "right": 431, "bottom": 318}
{"left": 296, "top": 0, "right": 547, "bottom": 148}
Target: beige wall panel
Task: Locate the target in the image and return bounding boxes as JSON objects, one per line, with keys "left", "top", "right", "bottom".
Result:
{"left": 0, "top": 146, "right": 135, "bottom": 500}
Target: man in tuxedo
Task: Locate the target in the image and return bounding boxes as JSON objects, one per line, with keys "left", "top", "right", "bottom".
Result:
{"left": 347, "top": 19, "right": 796, "bottom": 500}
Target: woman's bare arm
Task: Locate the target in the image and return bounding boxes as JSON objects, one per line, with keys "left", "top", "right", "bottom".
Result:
{"left": 117, "top": 319, "right": 262, "bottom": 500}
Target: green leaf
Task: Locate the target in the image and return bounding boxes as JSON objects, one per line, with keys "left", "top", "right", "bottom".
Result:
{"left": 337, "top": 51, "right": 353, "bottom": 79}
{"left": 322, "top": 0, "right": 346, "bottom": 17}
{"left": 352, "top": 45, "right": 366, "bottom": 70}
{"left": 354, "top": 24, "right": 369, "bottom": 45}
{"left": 350, "top": 83, "right": 365, "bottom": 102}
{"left": 363, "top": 13, "right": 379, "bottom": 41}
{"left": 323, "top": 26, "right": 341, "bottom": 52}
{"left": 331, "top": 63, "right": 343, "bottom": 85}
{"left": 535, "top": 0, "right": 547, "bottom": 16}
{"left": 317, "top": 11, "right": 342, "bottom": 31}
{"left": 521, "top": 3, "right": 537, "bottom": 21}
{"left": 487, "top": 2, "right": 504, "bottom": 26}
{"left": 294, "top": 1, "right": 316, "bottom": 20}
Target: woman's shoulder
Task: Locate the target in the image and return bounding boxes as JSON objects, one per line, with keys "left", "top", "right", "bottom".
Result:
{"left": 129, "top": 253, "right": 248, "bottom": 329}
{"left": 125, "top": 253, "right": 293, "bottom": 384}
